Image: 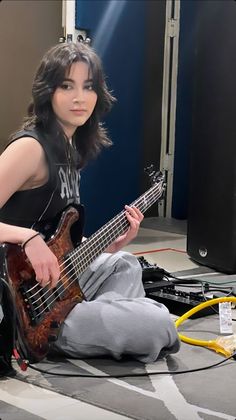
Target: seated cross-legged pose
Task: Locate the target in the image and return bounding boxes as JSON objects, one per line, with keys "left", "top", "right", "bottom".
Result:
{"left": 0, "top": 41, "right": 180, "bottom": 364}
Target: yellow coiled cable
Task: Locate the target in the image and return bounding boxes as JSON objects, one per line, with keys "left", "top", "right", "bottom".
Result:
{"left": 175, "top": 296, "right": 236, "bottom": 357}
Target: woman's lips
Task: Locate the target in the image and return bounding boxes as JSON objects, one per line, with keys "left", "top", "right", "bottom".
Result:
{"left": 70, "top": 109, "right": 87, "bottom": 115}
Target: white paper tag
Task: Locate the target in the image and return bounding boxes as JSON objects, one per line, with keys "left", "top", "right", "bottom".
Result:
{"left": 219, "top": 302, "right": 233, "bottom": 334}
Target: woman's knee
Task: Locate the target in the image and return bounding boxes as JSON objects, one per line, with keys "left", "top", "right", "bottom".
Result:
{"left": 116, "top": 252, "right": 142, "bottom": 279}
{"left": 114, "top": 252, "right": 144, "bottom": 297}
{"left": 139, "top": 303, "right": 179, "bottom": 346}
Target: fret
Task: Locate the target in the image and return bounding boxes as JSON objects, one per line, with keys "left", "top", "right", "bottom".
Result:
{"left": 69, "top": 176, "right": 164, "bottom": 277}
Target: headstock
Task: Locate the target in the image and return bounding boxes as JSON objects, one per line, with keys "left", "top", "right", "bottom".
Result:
{"left": 144, "top": 164, "right": 165, "bottom": 185}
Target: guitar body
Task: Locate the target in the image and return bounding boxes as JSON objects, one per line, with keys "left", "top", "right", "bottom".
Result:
{"left": 1, "top": 206, "right": 84, "bottom": 362}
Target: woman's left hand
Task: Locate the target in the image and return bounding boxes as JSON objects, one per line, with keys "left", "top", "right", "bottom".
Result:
{"left": 105, "top": 205, "right": 144, "bottom": 253}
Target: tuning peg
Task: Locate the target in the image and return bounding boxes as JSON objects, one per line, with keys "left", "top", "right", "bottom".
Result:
{"left": 144, "top": 164, "right": 155, "bottom": 177}
{"left": 144, "top": 164, "right": 164, "bottom": 185}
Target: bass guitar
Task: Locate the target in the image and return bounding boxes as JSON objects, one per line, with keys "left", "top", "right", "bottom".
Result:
{"left": 0, "top": 170, "right": 165, "bottom": 362}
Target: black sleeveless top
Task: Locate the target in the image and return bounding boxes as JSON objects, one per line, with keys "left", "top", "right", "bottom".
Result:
{"left": 0, "top": 128, "right": 81, "bottom": 238}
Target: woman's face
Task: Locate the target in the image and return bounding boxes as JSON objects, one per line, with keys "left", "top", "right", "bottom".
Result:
{"left": 52, "top": 61, "right": 98, "bottom": 138}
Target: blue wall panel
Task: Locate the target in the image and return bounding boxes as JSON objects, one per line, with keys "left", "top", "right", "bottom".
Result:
{"left": 76, "top": 0, "right": 146, "bottom": 235}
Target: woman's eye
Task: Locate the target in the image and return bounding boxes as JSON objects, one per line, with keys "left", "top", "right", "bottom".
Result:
{"left": 61, "top": 83, "right": 72, "bottom": 90}
{"left": 85, "top": 83, "right": 94, "bottom": 91}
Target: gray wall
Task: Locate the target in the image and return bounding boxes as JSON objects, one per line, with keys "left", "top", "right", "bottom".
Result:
{"left": 0, "top": 0, "right": 63, "bottom": 150}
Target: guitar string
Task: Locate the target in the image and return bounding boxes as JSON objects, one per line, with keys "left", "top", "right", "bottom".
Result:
{"left": 39, "top": 182, "right": 163, "bottom": 293}
{"left": 29, "top": 188, "right": 162, "bottom": 319}
{"left": 25, "top": 182, "right": 164, "bottom": 318}
{"left": 40, "top": 184, "right": 162, "bottom": 312}
{"left": 60, "top": 181, "right": 163, "bottom": 273}
{"left": 67, "top": 183, "right": 163, "bottom": 274}
{"left": 25, "top": 182, "right": 163, "bottom": 318}
{"left": 25, "top": 181, "right": 163, "bottom": 313}
{"left": 27, "top": 180, "right": 162, "bottom": 298}
{"left": 27, "top": 184, "right": 162, "bottom": 311}
{"left": 31, "top": 188, "right": 162, "bottom": 317}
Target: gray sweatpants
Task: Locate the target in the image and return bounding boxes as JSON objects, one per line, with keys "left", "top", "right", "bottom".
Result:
{"left": 53, "top": 251, "right": 180, "bottom": 363}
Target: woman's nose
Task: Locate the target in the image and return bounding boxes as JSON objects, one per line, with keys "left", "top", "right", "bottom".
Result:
{"left": 73, "top": 88, "right": 85, "bottom": 102}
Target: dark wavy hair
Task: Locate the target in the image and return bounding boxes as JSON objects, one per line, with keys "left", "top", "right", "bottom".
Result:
{"left": 22, "top": 42, "right": 115, "bottom": 168}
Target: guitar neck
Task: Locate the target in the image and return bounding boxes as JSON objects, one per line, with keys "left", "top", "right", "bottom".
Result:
{"left": 70, "top": 179, "right": 164, "bottom": 277}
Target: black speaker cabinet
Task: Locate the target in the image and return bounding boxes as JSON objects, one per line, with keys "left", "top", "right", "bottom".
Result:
{"left": 187, "top": 1, "right": 236, "bottom": 273}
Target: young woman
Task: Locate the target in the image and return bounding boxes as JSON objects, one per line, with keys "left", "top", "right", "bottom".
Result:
{"left": 0, "top": 42, "right": 179, "bottom": 363}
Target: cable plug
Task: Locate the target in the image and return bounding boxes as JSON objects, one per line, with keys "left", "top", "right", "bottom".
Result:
{"left": 214, "top": 335, "right": 236, "bottom": 358}
{"left": 13, "top": 348, "right": 28, "bottom": 371}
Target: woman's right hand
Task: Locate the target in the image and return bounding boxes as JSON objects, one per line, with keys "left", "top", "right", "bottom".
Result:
{"left": 23, "top": 233, "right": 60, "bottom": 288}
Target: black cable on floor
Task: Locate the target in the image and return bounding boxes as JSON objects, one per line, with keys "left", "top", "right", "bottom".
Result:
{"left": 25, "top": 352, "right": 236, "bottom": 378}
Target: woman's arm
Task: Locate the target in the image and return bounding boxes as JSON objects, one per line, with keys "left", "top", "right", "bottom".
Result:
{"left": 0, "top": 138, "right": 60, "bottom": 287}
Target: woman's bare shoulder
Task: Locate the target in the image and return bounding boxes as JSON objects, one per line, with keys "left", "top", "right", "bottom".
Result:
{"left": 0, "top": 136, "right": 47, "bottom": 206}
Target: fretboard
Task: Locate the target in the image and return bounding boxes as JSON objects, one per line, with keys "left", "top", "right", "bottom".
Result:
{"left": 69, "top": 177, "right": 164, "bottom": 277}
